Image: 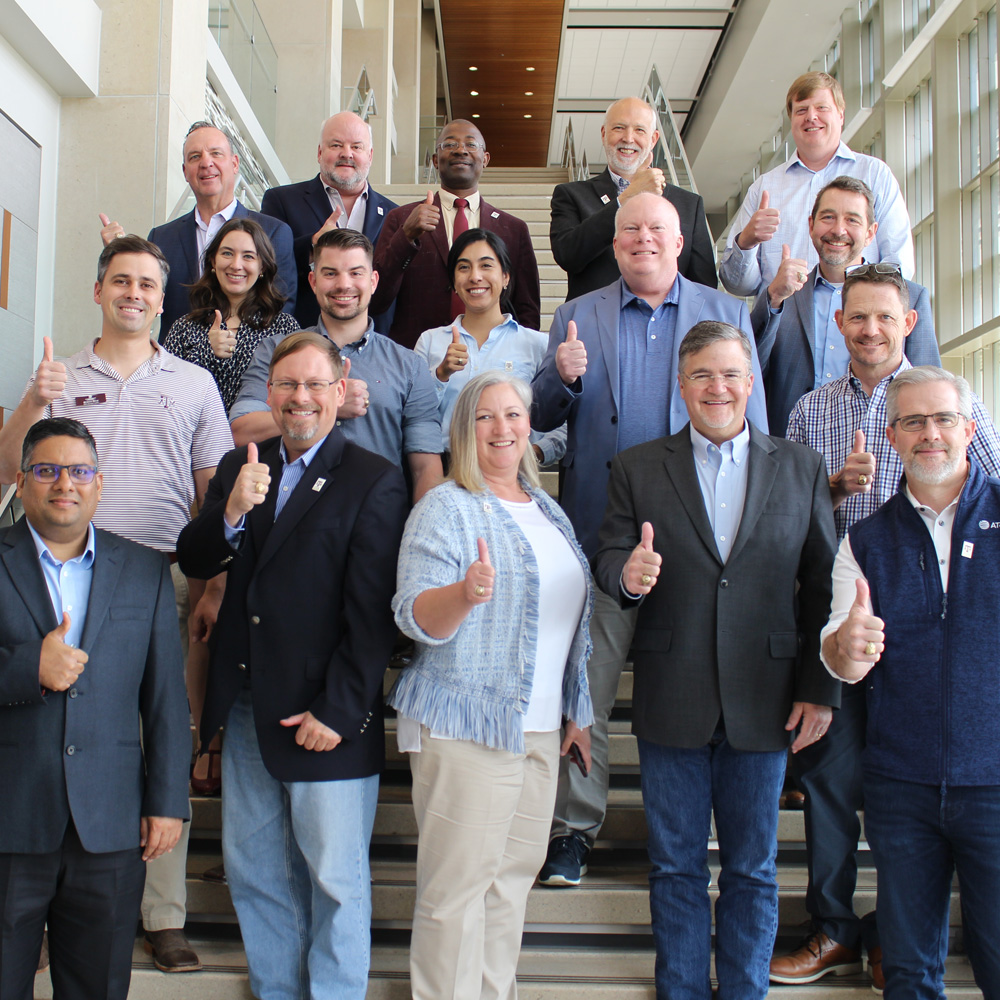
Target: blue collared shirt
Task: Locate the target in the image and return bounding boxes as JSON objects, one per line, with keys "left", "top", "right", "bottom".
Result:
{"left": 690, "top": 422, "right": 751, "bottom": 562}
{"left": 26, "top": 521, "right": 97, "bottom": 649}
{"left": 811, "top": 272, "right": 849, "bottom": 389}
{"left": 617, "top": 279, "right": 680, "bottom": 453}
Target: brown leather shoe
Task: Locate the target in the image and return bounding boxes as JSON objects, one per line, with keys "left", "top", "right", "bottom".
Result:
{"left": 143, "top": 929, "right": 202, "bottom": 972}
{"left": 868, "top": 946, "right": 885, "bottom": 994}
{"left": 769, "top": 931, "right": 862, "bottom": 983}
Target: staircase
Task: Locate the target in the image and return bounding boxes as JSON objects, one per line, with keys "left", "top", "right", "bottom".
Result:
{"left": 32, "top": 171, "right": 985, "bottom": 998}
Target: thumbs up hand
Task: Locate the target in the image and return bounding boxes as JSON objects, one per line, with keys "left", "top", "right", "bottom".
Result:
{"left": 436, "top": 323, "right": 469, "bottom": 382}
{"left": 555, "top": 320, "right": 588, "bottom": 386}
{"left": 623, "top": 521, "right": 661, "bottom": 596}
{"left": 28, "top": 336, "right": 67, "bottom": 408}
{"left": 831, "top": 429, "right": 876, "bottom": 507}
{"left": 835, "top": 577, "right": 885, "bottom": 665}
{"left": 736, "top": 189, "right": 781, "bottom": 250}
{"left": 465, "top": 537, "right": 495, "bottom": 605}
{"left": 225, "top": 441, "right": 272, "bottom": 527}
{"left": 39, "top": 613, "right": 89, "bottom": 691}
{"left": 402, "top": 190, "right": 440, "bottom": 242}
{"left": 98, "top": 212, "right": 126, "bottom": 245}
{"left": 208, "top": 310, "right": 237, "bottom": 359}
{"left": 620, "top": 151, "right": 666, "bottom": 200}
{"left": 767, "top": 243, "right": 810, "bottom": 308}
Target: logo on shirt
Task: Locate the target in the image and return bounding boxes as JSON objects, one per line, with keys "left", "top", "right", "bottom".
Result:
{"left": 159, "top": 395, "right": 176, "bottom": 410}
{"left": 504, "top": 361, "right": 513, "bottom": 371}
{"left": 979, "top": 520, "right": 1000, "bottom": 529}
{"left": 74, "top": 393, "right": 107, "bottom": 407}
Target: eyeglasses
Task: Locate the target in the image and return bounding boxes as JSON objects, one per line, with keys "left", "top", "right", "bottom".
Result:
{"left": 268, "top": 379, "right": 335, "bottom": 395}
{"left": 845, "top": 262, "right": 902, "bottom": 278}
{"left": 26, "top": 463, "right": 98, "bottom": 484}
{"left": 437, "top": 140, "right": 485, "bottom": 152}
{"left": 681, "top": 371, "right": 750, "bottom": 386}
{"left": 892, "top": 411, "right": 965, "bottom": 432}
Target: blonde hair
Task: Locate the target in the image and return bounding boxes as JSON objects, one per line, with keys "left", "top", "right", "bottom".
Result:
{"left": 448, "top": 372, "right": 540, "bottom": 493}
{"left": 786, "top": 72, "right": 845, "bottom": 116}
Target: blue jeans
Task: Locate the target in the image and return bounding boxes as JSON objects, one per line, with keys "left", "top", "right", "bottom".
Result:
{"left": 864, "top": 772, "right": 1000, "bottom": 1000}
{"left": 222, "top": 690, "right": 378, "bottom": 1000}
{"left": 638, "top": 731, "right": 786, "bottom": 1000}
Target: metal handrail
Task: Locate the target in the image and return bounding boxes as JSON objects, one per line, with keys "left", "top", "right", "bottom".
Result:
{"left": 0, "top": 483, "right": 21, "bottom": 527}
{"left": 345, "top": 67, "right": 377, "bottom": 121}
{"left": 561, "top": 119, "right": 590, "bottom": 182}
{"left": 642, "top": 66, "right": 698, "bottom": 194}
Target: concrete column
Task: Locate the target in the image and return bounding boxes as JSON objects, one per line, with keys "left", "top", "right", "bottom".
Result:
{"left": 390, "top": 0, "right": 420, "bottom": 183}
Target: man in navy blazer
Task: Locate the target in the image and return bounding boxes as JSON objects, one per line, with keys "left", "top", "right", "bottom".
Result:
{"left": 0, "top": 417, "right": 189, "bottom": 1000}
{"left": 178, "top": 332, "right": 407, "bottom": 1000}
{"left": 143, "top": 122, "right": 296, "bottom": 340}
{"left": 260, "top": 112, "right": 397, "bottom": 331}
{"left": 550, "top": 97, "right": 717, "bottom": 301}
{"left": 751, "top": 176, "right": 939, "bottom": 437}
{"left": 531, "top": 192, "right": 767, "bottom": 887}
{"left": 372, "top": 119, "right": 541, "bottom": 348}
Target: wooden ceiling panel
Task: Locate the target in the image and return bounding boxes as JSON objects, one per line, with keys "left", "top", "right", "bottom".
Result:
{"left": 438, "top": 0, "right": 564, "bottom": 167}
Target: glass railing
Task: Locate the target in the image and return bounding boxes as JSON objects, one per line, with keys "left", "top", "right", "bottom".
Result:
{"left": 561, "top": 119, "right": 590, "bottom": 182}
{"left": 643, "top": 65, "right": 697, "bottom": 194}
{"left": 208, "top": 0, "right": 278, "bottom": 142}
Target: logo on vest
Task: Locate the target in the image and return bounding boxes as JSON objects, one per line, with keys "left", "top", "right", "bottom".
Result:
{"left": 978, "top": 520, "right": 1000, "bottom": 529}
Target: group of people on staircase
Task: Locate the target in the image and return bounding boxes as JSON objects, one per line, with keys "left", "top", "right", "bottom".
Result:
{"left": 1, "top": 67, "right": 998, "bottom": 1000}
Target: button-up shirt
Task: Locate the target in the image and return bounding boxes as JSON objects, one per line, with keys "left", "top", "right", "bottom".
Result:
{"left": 690, "top": 422, "right": 751, "bottom": 562}
{"left": 325, "top": 183, "right": 369, "bottom": 232}
{"left": 720, "top": 143, "right": 914, "bottom": 296}
{"left": 26, "top": 521, "right": 96, "bottom": 650}
{"left": 439, "top": 189, "right": 481, "bottom": 244}
{"left": 194, "top": 199, "right": 239, "bottom": 274}
{"left": 811, "top": 272, "right": 848, "bottom": 389}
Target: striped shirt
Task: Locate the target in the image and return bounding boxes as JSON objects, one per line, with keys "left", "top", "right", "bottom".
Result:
{"left": 31, "top": 341, "right": 233, "bottom": 552}
{"left": 720, "top": 143, "right": 914, "bottom": 297}
{"left": 786, "top": 358, "right": 1000, "bottom": 539}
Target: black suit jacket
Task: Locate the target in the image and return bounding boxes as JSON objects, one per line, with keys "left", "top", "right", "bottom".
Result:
{"left": 177, "top": 432, "right": 408, "bottom": 782}
{"left": 0, "top": 519, "right": 190, "bottom": 854}
{"left": 260, "top": 176, "right": 398, "bottom": 332}
{"left": 148, "top": 201, "right": 297, "bottom": 341}
{"left": 371, "top": 193, "right": 541, "bottom": 348}
{"left": 593, "top": 424, "right": 840, "bottom": 752}
{"left": 550, "top": 169, "right": 718, "bottom": 302}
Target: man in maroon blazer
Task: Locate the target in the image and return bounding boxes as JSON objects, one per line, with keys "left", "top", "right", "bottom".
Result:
{"left": 371, "top": 119, "right": 541, "bottom": 348}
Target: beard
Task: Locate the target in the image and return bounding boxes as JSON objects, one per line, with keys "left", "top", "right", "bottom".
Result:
{"left": 903, "top": 444, "right": 966, "bottom": 485}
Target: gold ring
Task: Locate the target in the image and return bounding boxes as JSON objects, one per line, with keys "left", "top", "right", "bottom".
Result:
{"left": 797, "top": 271, "right": 807, "bottom": 282}
{"left": 474, "top": 584, "right": 486, "bottom": 597}
{"left": 254, "top": 482, "right": 267, "bottom": 495}
{"left": 864, "top": 641, "right": 877, "bottom": 656}
{"left": 641, "top": 574, "right": 652, "bottom": 586}
{"left": 858, "top": 474, "right": 868, "bottom": 486}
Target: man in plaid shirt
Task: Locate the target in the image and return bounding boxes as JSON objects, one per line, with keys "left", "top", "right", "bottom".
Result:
{"left": 771, "top": 263, "right": 1000, "bottom": 988}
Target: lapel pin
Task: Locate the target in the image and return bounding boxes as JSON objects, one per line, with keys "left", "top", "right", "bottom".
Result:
{"left": 600, "top": 194, "right": 611, "bottom": 205}
{"left": 377, "top": 206, "right": 384, "bottom": 216}
{"left": 491, "top": 211, "right": 500, "bottom": 219}
{"left": 312, "top": 478, "right": 326, "bottom": 492}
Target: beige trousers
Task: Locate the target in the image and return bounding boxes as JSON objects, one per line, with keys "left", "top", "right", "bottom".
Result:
{"left": 408, "top": 728, "right": 560, "bottom": 1000}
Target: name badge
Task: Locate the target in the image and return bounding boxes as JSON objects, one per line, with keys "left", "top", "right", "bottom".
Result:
{"left": 74, "top": 393, "right": 107, "bottom": 407}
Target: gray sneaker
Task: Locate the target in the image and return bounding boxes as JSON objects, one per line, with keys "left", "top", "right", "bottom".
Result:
{"left": 537, "top": 833, "right": 590, "bottom": 886}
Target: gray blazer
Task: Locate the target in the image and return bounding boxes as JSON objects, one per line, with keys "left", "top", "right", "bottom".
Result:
{"left": 0, "top": 518, "right": 190, "bottom": 854}
{"left": 593, "top": 424, "right": 841, "bottom": 751}
{"left": 750, "top": 268, "right": 940, "bottom": 437}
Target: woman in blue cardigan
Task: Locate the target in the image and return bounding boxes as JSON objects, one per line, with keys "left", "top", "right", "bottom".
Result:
{"left": 389, "top": 371, "right": 593, "bottom": 999}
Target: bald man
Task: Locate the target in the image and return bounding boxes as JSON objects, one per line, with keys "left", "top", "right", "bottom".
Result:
{"left": 550, "top": 97, "right": 717, "bottom": 302}
{"left": 260, "top": 112, "right": 398, "bottom": 330}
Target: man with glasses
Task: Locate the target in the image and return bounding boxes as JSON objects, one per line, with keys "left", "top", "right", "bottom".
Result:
{"left": 229, "top": 228, "right": 443, "bottom": 503}
{"left": 593, "top": 321, "right": 839, "bottom": 1000}
{"left": 0, "top": 417, "right": 190, "bottom": 1000}
{"left": 178, "top": 331, "right": 408, "bottom": 1000}
{"left": 822, "top": 365, "right": 1000, "bottom": 999}
{"left": 751, "top": 177, "right": 940, "bottom": 438}
{"left": 371, "top": 119, "right": 541, "bottom": 348}
{"left": 772, "top": 266, "right": 1000, "bottom": 989}
{"left": 532, "top": 192, "right": 768, "bottom": 887}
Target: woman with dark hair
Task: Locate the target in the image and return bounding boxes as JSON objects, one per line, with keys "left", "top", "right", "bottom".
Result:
{"left": 163, "top": 217, "right": 298, "bottom": 411}
{"left": 413, "top": 228, "right": 565, "bottom": 465}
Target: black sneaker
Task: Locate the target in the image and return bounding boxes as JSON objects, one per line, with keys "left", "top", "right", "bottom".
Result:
{"left": 537, "top": 833, "right": 590, "bottom": 886}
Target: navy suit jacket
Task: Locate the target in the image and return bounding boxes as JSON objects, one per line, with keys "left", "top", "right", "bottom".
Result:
{"left": 177, "top": 432, "right": 408, "bottom": 782}
{"left": 550, "top": 168, "right": 718, "bottom": 302}
{"left": 0, "top": 519, "right": 190, "bottom": 854}
{"left": 531, "top": 275, "right": 767, "bottom": 558}
{"left": 260, "top": 176, "right": 397, "bottom": 332}
{"left": 593, "top": 425, "right": 840, "bottom": 751}
{"left": 750, "top": 267, "right": 940, "bottom": 437}
{"left": 371, "top": 192, "right": 541, "bottom": 349}
{"left": 148, "top": 201, "right": 297, "bottom": 342}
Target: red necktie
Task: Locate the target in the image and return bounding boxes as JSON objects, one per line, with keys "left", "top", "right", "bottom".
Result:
{"left": 450, "top": 198, "right": 470, "bottom": 321}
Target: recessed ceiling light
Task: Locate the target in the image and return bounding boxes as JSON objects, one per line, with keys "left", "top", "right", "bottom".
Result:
{"left": 525, "top": 91, "right": 533, "bottom": 96}
{"left": 469, "top": 66, "right": 478, "bottom": 71}
{"left": 472, "top": 114, "right": 480, "bottom": 118}
{"left": 526, "top": 67, "right": 535, "bottom": 71}
{"left": 524, "top": 114, "right": 532, "bottom": 118}
{"left": 470, "top": 90, "right": 479, "bottom": 96}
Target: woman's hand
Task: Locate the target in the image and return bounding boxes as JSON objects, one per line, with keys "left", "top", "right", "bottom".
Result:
{"left": 464, "top": 538, "right": 494, "bottom": 604}
{"left": 209, "top": 310, "right": 237, "bottom": 359}
{"left": 436, "top": 324, "right": 469, "bottom": 382}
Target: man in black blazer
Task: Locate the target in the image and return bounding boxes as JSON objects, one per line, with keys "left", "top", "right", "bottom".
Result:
{"left": 0, "top": 417, "right": 189, "bottom": 1000}
{"left": 550, "top": 97, "right": 717, "bottom": 301}
{"left": 260, "top": 112, "right": 397, "bottom": 331}
{"left": 372, "top": 119, "right": 541, "bottom": 348}
{"left": 132, "top": 122, "right": 297, "bottom": 339}
{"left": 593, "top": 321, "right": 840, "bottom": 1000}
{"left": 178, "top": 332, "right": 407, "bottom": 999}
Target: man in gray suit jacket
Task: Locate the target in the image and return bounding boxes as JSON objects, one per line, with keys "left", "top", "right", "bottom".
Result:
{"left": 0, "top": 417, "right": 189, "bottom": 1000}
{"left": 532, "top": 192, "right": 767, "bottom": 887}
{"left": 593, "top": 322, "right": 840, "bottom": 1000}
{"left": 751, "top": 176, "right": 939, "bottom": 436}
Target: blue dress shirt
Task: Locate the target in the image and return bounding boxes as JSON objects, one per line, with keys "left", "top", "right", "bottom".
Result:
{"left": 690, "top": 422, "right": 751, "bottom": 562}
{"left": 26, "top": 521, "right": 97, "bottom": 649}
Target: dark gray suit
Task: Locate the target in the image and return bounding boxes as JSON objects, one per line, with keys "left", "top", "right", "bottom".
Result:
{"left": 0, "top": 517, "right": 190, "bottom": 998}
{"left": 751, "top": 268, "right": 940, "bottom": 437}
